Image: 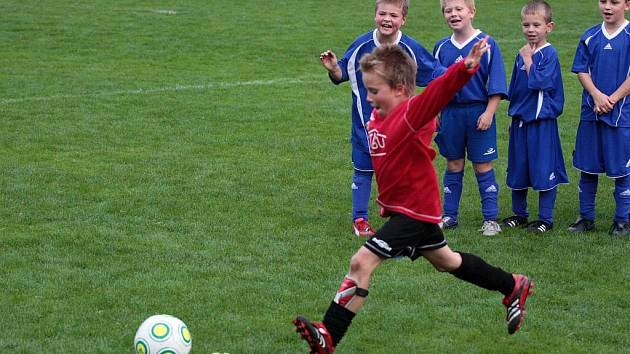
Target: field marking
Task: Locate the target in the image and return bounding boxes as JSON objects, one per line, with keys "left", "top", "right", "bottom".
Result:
{"left": 0, "top": 77, "right": 322, "bottom": 105}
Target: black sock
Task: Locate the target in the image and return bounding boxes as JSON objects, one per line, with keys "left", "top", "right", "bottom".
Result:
{"left": 450, "top": 252, "right": 515, "bottom": 296}
{"left": 322, "top": 301, "right": 355, "bottom": 346}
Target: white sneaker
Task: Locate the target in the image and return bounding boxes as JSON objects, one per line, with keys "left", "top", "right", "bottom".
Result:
{"left": 479, "top": 220, "right": 502, "bottom": 236}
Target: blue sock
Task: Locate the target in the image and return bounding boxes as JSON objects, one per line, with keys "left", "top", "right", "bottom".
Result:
{"left": 476, "top": 169, "right": 499, "bottom": 221}
{"left": 578, "top": 172, "right": 598, "bottom": 221}
{"left": 614, "top": 175, "right": 630, "bottom": 223}
{"left": 511, "top": 189, "right": 528, "bottom": 218}
{"left": 443, "top": 170, "right": 464, "bottom": 220}
{"left": 352, "top": 170, "right": 373, "bottom": 221}
{"left": 538, "top": 188, "right": 557, "bottom": 224}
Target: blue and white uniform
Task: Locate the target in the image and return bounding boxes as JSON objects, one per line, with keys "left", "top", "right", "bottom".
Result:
{"left": 332, "top": 29, "right": 443, "bottom": 171}
{"left": 433, "top": 31, "right": 507, "bottom": 162}
{"left": 432, "top": 30, "right": 507, "bottom": 224}
{"left": 507, "top": 43, "right": 568, "bottom": 191}
{"left": 571, "top": 21, "right": 630, "bottom": 224}
{"left": 572, "top": 21, "right": 630, "bottom": 178}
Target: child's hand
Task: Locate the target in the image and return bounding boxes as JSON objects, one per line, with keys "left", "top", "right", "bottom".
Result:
{"left": 476, "top": 111, "right": 493, "bottom": 131}
{"left": 319, "top": 50, "right": 338, "bottom": 71}
{"left": 592, "top": 91, "right": 614, "bottom": 115}
{"left": 465, "top": 36, "right": 490, "bottom": 70}
{"left": 519, "top": 43, "right": 535, "bottom": 59}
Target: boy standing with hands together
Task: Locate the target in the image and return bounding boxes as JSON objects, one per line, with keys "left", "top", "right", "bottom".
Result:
{"left": 502, "top": 0, "right": 568, "bottom": 233}
{"left": 320, "top": 0, "right": 442, "bottom": 237}
{"left": 569, "top": 0, "right": 630, "bottom": 236}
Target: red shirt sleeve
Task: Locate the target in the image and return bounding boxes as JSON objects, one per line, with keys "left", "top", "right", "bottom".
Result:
{"left": 404, "top": 61, "right": 477, "bottom": 131}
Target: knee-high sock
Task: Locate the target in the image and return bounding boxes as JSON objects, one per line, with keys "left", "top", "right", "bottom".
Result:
{"left": 614, "top": 175, "right": 630, "bottom": 223}
{"left": 538, "top": 188, "right": 557, "bottom": 223}
{"left": 443, "top": 170, "right": 464, "bottom": 220}
{"left": 511, "top": 189, "right": 528, "bottom": 218}
{"left": 323, "top": 302, "right": 355, "bottom": 346}
{"left": 476, "top": 169, "right": 499, "bottom": 221}
{"left": 578, "top": 172, "right": 598, "bottom": 220}
{"left": 352, "top": 170, "right": 373, "bottom": 221}
{"left": 450, "top": 252, "right": 515, "bottom": 296}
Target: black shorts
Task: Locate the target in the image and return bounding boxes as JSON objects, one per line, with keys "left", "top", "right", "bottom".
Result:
{"left": 364, "top": 213, "right": 447, "bottom": 261}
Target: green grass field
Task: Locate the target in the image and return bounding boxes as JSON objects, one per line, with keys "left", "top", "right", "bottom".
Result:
{"left": 1, "top": 1, "right": 629, "bottom": 353}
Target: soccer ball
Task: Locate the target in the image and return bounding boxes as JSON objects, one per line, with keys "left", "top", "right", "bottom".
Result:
{"left": 134, "top": 314, "right": 192, "bottom": 354}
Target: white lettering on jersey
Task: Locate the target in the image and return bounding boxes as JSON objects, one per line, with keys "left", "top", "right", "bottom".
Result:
{"left": 368, "top": 129, "right": 387, "bottom": 156}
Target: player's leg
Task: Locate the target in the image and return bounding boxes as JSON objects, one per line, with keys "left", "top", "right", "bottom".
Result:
{"left": 570, "top": 121, "right": 602, "bottom": 232}
{"left": 351, "top": 148, "right": 375, "bottom": 237}
{"left": 527, "top": 120, "right": 567, "bottom": 233}
{"left": 435, "top": 106, "right": 467, "bottom": 228}
{"left": 421, "top": 246, "right": 533, "bottom": 334}
{"left": 503, "top": 189, "right": 529, "bottom": 228}
{"left": 468, "top": 107, "right": 500, "bottom": 235}
{"left": 504, "top": 119, "right": 529, "bottom": 228}
{"left": 568, "top": 172, "right": 598, "bottom": 233}
{"left": 474, "top": 162, "right": 501, "bottom": 235}
{"left": 601, "top": 125, "right": 630, "bottom": 235}
{"left": 611, "top": 175, "right": 630, "bottom": 235}
{"left": 528, "top": 188, "right": 556, "bottom": 233}
{"left": 443, "top": 159, "right": 465, "bottom": 228}
{"left": 293, "top": 247, "right": 381, "bottom": 353}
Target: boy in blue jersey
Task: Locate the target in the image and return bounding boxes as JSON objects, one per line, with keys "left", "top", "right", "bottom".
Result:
{"left": 502, "top": 1, "right": 568, "bottom": 234}
{"left": 433, "top": 0, "right": 508, "bottom": 235}
{"left": 320, "top": 0, "right": 443, "bottom": 238}
{"left": 569, "top": 0, "right": 630, "bottom": 236}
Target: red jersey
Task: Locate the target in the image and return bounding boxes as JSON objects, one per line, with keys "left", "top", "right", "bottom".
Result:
{"left": 367, "top": 61, "right": 477, "bottom": 223}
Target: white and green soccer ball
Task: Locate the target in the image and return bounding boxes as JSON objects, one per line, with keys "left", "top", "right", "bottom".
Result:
{"left": 134, "top": 314, "right": 192, "bottom": 354}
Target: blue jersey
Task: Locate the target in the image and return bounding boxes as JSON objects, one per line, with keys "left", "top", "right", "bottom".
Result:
{"left": 332, "top": 29, "right": 444, "bottom": 154}
{"left": 508, "top": 43, "right": 564, "bottom": 123}
{"left": 572, "top": 21, "right": 630, "bottom": 127}
{"left": 433, "top": 31, "right": 507, "bottom": 104}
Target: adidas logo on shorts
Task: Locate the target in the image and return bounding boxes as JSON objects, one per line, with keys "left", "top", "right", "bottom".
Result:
{"left": 549, "top": 173, "right": 556, "bottom": 181}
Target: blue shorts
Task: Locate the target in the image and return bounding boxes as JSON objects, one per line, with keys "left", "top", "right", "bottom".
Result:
{"left": 573, "top": 121, "right": 630, "bottom": 178}
{"left": 506, "top": 119, "right": 568, "bottom": 191}
{"left": 352, "top": 146, "right": 373, "bottom": 171}
{"left": 435, "top": 103, "right": 498, "bottom": 162}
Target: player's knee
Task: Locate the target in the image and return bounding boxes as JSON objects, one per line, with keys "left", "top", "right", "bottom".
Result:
{"left": 473, "top": 162, "right": 493, "bottom": 174}
{"left": 447, "top": 159, "right": 465, "bottom": 172}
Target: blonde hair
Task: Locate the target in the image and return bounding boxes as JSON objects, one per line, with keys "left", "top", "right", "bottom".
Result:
{"left": 521, "top": 0, "right": 552, "bottom": 23}
{"left": 375, "top": 0, "right": 409, "bottom": 17}
{"left": 360, "top": 45, "right": 417, "bottom": 96}
{"left": 440, "top": 0, "right": 475, "bottom": 12}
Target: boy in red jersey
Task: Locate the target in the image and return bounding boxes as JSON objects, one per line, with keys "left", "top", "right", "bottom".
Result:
{"left": 293, "top": 38, "right": 534, "bottom": 354}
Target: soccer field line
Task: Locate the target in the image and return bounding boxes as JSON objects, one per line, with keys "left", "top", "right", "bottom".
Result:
{"left": 0, "top": 76, "right": 323, "bottom": 105}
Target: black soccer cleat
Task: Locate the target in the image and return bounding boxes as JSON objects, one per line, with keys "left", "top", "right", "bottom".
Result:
{"left": 293, "top": 316, "right": 335, "bottom": 354}
{"left": 502, "top": 215, "right": 528, "bottom": 228}
{"left": 567, "top": 217, "right": 594, "bottom": 233}
{"left": 527, "top": 220, "right": 553, "bottom": 233}
{"left": 609, "top": 221, "right": 630, "bottom": 236}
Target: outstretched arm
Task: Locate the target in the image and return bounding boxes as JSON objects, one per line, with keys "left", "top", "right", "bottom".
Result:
{"left": 464, "top": 36, "right": 490, "bottom": 71}
{"left": 406, "top": 37, "right": 490, "bottom": 129}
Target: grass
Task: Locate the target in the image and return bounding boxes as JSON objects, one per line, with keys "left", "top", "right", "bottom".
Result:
{"left": 1, "top": 0, "right": 629, "bottom": 353}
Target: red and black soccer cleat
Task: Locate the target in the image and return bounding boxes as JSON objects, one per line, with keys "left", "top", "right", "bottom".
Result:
{"left": 502, "top": 274, "right": 534, "bottom": 334}
{"left": 293, "top": 316, "right": 335, "bottom": 354}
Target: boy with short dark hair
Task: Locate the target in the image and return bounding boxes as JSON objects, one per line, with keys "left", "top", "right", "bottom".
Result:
{"left": 294, "top": 39, "right": 533, "bottom": 354}
{"left": 502, "top": 0, "right": 568, "bottom": 233}
{"left": 433, "top": 0, "right": 508, "bottom": 236}
{"left": 320, "top": 0, "right": 443, "bottom": 237}
{"left": 569, "top": 0, "right": 630, "bottom": 236}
